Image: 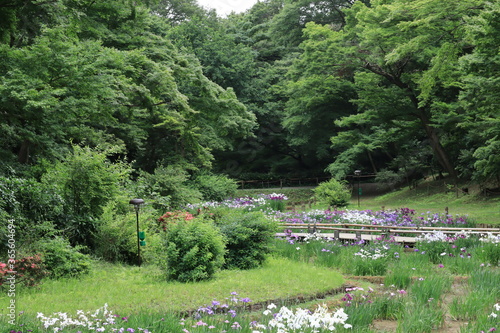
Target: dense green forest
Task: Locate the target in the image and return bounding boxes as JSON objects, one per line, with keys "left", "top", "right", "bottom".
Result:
{"left": 0, "top": 0, "right": 499, "bottom": 258}
{"left": 1, "top": 0, "right": 499, "bottom": 183}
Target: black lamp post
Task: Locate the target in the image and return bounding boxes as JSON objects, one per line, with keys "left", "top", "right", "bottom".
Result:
{"left": 129, "top": 198, "right": 144, "bottom": 267}
{"left": 354, "top": 170, "right": 361, "bottom": 208}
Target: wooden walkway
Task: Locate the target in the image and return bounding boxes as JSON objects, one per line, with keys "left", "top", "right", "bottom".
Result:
{"left": 276, "top": 232, "right": 416, "bottom": 244}
{"left": 276, "top": 223, "right": 500, "bottom": 245}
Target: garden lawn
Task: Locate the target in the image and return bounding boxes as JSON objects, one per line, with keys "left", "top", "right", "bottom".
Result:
{"left": 0, "top": 257, "right": 343, "bottom": 316}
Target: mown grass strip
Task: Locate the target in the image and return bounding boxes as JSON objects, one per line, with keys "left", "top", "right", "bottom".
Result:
{"left": 0, "top": 257, "right": 344, "bottom": 315}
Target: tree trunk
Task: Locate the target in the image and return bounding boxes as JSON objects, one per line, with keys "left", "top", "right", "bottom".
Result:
{"left": 367, "top": 150, "right": 377, "bottom": 174}
{"left": 17, "top": 139, "right": 30, "bottom": 164}
{"left": 363, "top": 63, "right": 458, "bottom": 180}
{"left": 421, "top": 117, "right": 457, "bottom": 180}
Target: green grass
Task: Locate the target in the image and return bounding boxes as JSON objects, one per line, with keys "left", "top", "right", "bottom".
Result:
{"left": 0, "top": 257, "right": 344, "bottom": 316}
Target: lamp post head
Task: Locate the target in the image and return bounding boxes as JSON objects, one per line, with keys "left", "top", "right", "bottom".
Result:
{"left": 354, "top": 170, "right": 361, "bottom": 177}
{"left": 129, "top": 198, "right": 145, "bottom": 211}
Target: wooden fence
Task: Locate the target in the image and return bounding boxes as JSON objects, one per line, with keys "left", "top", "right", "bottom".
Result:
{"left": 238, "top": 177, "right": 330, "bottom": 189}
{"left": 237, "top": 174, "right": 377, "bottom": 189}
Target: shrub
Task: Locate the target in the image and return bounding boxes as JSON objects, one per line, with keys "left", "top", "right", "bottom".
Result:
{"left": 94, "top": 199, "right": 166, "bottom": 265}
{"left": 158, "top": 210, "right": 195, "bottom": 231}
{"left": 37, "top": 237, "right": 92, "bottom": 278}
{"left": 136, "top": 165, "right": 202, "bottom": 211}
{"left": 191, "top": 172, "right": 238, "bottom": 202}
{"left": 94, "top": 208, "right": 138, "bottom": 264}
{"left": 41, "top": 146, "right": 130, "bottom": 249}
{"left": 216, "top": 210, "right": 277, "bottom": 270}
{"left": 313, "top": 179, "right": 351, "bottom": 207}
{"left": 0, "top": 255, "right": 50, "bottom": 288}
{"left": 164, "top": 218, "right": 226, "bottom": 282}
{"left": 0, "top": 177, "right": 62, "bottom": 253}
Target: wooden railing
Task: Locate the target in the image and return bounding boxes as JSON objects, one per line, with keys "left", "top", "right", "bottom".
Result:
{"left": 276, "top": 223, "right": 500, "bottom": 244}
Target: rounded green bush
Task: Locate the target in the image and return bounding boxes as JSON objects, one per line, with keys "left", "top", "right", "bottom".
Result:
{"left": 37, "top": 237, "right": 92, "bottom": 278}
{"left": 164, "top": 218, "right": 226, "bottom": 282}
{"left": 313, "top": 178, "right": 351, "bottom": 207}
{"left": 216, "top": 210, "right": 277, "bottom": 270}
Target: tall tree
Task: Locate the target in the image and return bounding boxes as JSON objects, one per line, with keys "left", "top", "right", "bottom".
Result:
{"left": 280, "top": 23, "right": 357, "bottom": 174}
{"left": 457, "top": 1, "right": 500, "bottom": 183}
{"left": 297, "top": 0, "right": 486, "bottom": 179}
{"left": 151, "top": 0, "right": 205, "bottom": 25}
{"left": 0, "top": 0, "right": 257, "bottom": 173}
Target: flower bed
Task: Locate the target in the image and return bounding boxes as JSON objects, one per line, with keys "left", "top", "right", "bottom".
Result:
{"left": 271, "top": 207, "right": 474, "bottom": 228}
{"left": 4, "top": 194, "right": 498, "bottom": 333}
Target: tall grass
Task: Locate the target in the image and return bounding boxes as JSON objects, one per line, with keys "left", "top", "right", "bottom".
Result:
{"left": 449, "top": 289, "right": 496, "bottom": 321}
{"left": 409, "top": 274, "right": 452, "bottom": 305}
{"left": 396, "top": 301, "right": 445, "bottom": 333}
{"left": 469, "top": 269, "right": 500, "bottom": 297}
{"left": 384, "top": 268, "right": 412, "bottom": 289}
